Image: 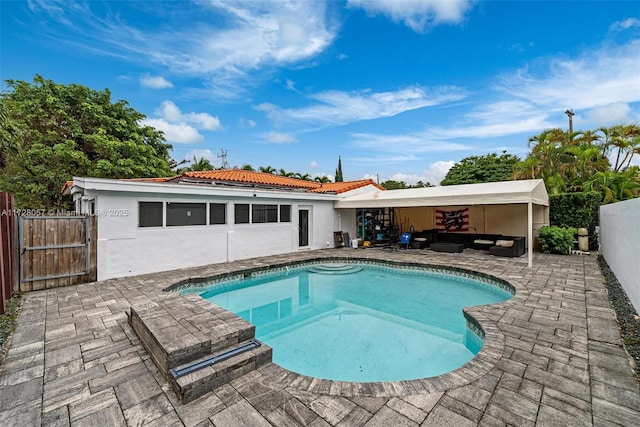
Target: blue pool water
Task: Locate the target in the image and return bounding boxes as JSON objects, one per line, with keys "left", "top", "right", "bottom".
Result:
{"left": 188, "top": 262, "right": 513, "bottom": 382}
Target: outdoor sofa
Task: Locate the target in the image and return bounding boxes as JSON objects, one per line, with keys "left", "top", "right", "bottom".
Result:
{"left": 407, "top": 229, "right": 526, "bottom": 257}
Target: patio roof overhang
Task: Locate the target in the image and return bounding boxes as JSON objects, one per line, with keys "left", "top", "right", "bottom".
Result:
{"left": 334, "top": 179, "right": 549, "bottom": 269}
{"left": 334, "top": 179, "right": 548, "bottom": 209}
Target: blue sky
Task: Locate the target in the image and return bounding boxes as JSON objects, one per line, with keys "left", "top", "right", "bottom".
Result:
{"left": 2, "top": 1, "right": 639, "bottom": 184}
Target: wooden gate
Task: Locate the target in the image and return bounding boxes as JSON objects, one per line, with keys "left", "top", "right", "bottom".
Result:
{"left": 19, "top": 215, "right": 97, "bottom": 291}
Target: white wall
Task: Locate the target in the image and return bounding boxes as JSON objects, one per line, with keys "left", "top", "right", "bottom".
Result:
{"left": 89, "top": 192, "right": 339, "bottom": 280}
{"left": 600, "top": 198, "right": 640, "bottom": 312}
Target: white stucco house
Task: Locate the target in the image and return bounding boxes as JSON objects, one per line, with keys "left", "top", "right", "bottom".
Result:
{"left": 65, "top": 171, "right": 549, "bottom": 280}
{"left": 64, "top": 170, "right": 384, "bottom": 280}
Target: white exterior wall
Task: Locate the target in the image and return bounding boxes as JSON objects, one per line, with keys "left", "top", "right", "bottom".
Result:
{"left": 88, "top": 191, "right": 339, "bottom": 280}
{"left": 600, "top": 198, "right": 640, "bottom": 311}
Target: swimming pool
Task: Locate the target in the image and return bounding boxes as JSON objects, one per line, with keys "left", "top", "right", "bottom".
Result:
{"left": 182, "top": 261, "right": 513, "bottom": 382}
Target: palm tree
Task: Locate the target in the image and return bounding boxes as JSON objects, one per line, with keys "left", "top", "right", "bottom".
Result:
{"left": 259, "top": 165, "right": 276, "bottom": 174}
{"left": 598, "top": 124, "right": 640, "bottom": 172}
{"left": 188, "top": 156, "right": 214, "bottom": 171}
{"left": 584, "top": 167, "right": 640, "bottom": 204}
{"left": 314, "top": 175, "right": 332, "bottom": 183}
{"left": 278, "top": 168, "right": 294, "bottom": 177}
{"left": 294, "top": 172, "right": 312, "bottom": 181}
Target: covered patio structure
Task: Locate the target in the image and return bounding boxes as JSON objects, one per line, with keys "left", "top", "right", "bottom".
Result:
{"left": 334, "top": 179, "right": 550, "bottom": 268}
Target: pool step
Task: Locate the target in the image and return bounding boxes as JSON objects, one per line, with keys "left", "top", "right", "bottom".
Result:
{"left": 128, "top": 295, "right": 272, "bottom": 403}
{"left": 171, "top": 339, "right": 272, "bottom": 403}
{"left": 307, "top": 263, "right": 363, "bottom": 274}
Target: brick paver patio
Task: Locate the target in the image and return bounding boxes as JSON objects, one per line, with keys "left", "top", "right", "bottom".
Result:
{"left": 1, "top": 249, "right": 639, "bottom": 426}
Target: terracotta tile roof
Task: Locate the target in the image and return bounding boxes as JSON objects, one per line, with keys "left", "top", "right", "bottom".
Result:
{"left": 177, "top": 170, "right": 317, "bottom": 189}
{"left": 171, "top": 169, "right": 384, "bottom": 194}
{"left": 126, "top": 177, "right": 177, "bottom": 183}
{"left": 309, "top": 180, "right": 386, "bottom": 194}
{"left": 63, "top": 176, "right": 175, "bottom": 194}
{"left": 64, "top": 170, "right": 384, "bottom": 195}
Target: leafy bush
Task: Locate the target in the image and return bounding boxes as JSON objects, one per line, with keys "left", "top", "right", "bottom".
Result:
{"left": 549, "top": 192, "right": 600, "bottom": 249}
{"left": 538, "top": 226, "right": 577, "bottom": 254}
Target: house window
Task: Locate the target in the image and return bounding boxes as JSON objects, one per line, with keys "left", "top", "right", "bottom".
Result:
{"left": 252, "top": 204, "right": 278, "bottom": 223}
{"left": 166, "top": 202, "right": 206, "bottom": 226}
{"left": 210, "top": 203, "right": 226, "bottom": 225}
{"left": 139, "top": 202, "right": 163, "bottom": 227}
{"left": 280, "top": 205, "right": 291, "bottom": 222}
{"left": 235, "top": 204, "right": 250, "bottom": 224}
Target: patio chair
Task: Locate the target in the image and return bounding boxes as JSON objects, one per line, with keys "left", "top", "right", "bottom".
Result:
{"left": 398, "top": 232, "right": 411, "bottom": 249}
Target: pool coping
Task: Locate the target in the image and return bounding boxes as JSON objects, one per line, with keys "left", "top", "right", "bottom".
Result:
{"left": 160, "top": 255, "right": 529, "bottom": 398}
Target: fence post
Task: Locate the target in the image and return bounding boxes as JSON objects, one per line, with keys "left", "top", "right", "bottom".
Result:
{"left": 1, "top": 192, "right": 16, "bottom": 314}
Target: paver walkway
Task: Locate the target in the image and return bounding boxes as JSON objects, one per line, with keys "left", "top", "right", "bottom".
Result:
{"left": 0, "top": 249, "right": 639, "bottom": 426}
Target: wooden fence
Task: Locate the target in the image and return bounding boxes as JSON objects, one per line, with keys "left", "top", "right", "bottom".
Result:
{"left": 1, "top": 192, "right": 16, "bottom": 314}
{"left": 19, "top": 214, "right": 97, "bottom": 292}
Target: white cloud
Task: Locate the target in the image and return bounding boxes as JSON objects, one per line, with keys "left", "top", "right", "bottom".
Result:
{"left": 610, "top": 18, "right": 640, "bottom": 32}
{"left": 423, "top": 39, "right": 640, "bottom": 142}
{"left": 156, "top": 1, "right": 336, "bottom": 97}
{"left": 349, "top": 132, "right": 470, "bottom": 154}
{"left": 308, "top": 160, "right": 319, "bottom": 169}
{"left": 184, "top": 148, "right": 217, "bottom": 163}
{"left": 428, "top": 100, "right": 555, "bottom": 139}
{"left": 247, "top": 119, "right": 257, "bottom": 128}
{"left": 141, "top": 118, "right": 203, "bottom": 143}
{"left": 258, "top": 85, "right": 466, "bottom": 128}
{"left": 140, "top": 75, "right": 173, "bottom": 89}
{"left": 142, "top": 100, "right": 222, "bottom": 143}
{"left": 382, "top": 161, "right": 453, "bottom": 186}
{"left": 497, "top": 40, "right": 640, "bottom": 111}
{"left": 27, "top": 0, "right": 338, "bottom": 99}
{"left": 585, "top": 102, "right": 636, "bottom": 125}
{"left": 313, "top": 172, "right": 334, "bottom": 181}
{"left": 263, "top": 132, "right": 296, "bottom": 144}
{"left": 285, "top": 79, "right": 299, "bottom": 92}
{"left": 424, "top": 160, "right": 455, "bottom": 185}
{"left": 155, "top": 100, "right": 222, "bottom": 131}
{"left": 347, "top": 0, "right": 475, "bottom": 32}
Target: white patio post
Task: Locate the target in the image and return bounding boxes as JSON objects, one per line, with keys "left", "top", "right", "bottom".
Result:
{"left": 527, "top": 201, "right": 533, "bottom": 268}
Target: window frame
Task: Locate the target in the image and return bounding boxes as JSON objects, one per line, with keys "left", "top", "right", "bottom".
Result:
{"left": 139, "top": 201, "right": 164, "bottom": 228}
{"left": 252, "top": 204, "right": 278, "bottom": 224}
{"left": 165, "top": 202, "right": 207, "bottom": 227}
{"left": 234, "top": 203, "right": 250, "bottom": 224}
{"left": 209, "top": 203, "right": 227, "bottom": 225}
{"left": 279, "top": 204, "right": 291, "bottom": 223}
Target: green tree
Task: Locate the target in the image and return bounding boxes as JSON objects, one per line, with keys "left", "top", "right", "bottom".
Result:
{"left": 335, "top": 156, "right": 343, "bottom": 182}
{"left": 294, "top": 172, "right": 312, "bottom": 181}
{"left": 259, "top": 165, "right": 276, "bottom": 174}
{"left": 278, "top": 168, "right": 294, "bottom": 177}
{"left": 380, "top": 180, "right": 407, "bottom": 190}
{"left": 584, "top": 168, "right": 640, "bottom": 204}
{"left": 239, "top": 164, "right": 255, "bottom": 171}
{"left": 0, "top": 75, "right": 172, "bottom": 208}
{"left": 314, "top": 175, "right": 332, "bottom": 183}
{"left": 441, "top": 152, "right": 520, "bottom": 186}
{"left": 599, "top": 124, "right": 640, "bottom": 172}
{"left": 514, "top": 125, "right": 639, "bottom": 203}
{"left": 0, "top": 102, "right": 18, "bottom": 169}
{"left": 184, "top": 156, "right": 214, "bottom": 172}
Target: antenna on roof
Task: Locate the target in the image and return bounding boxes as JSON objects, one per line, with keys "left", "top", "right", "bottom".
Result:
{"left": 217, "top": 149, "right": 229, "bottom": 169}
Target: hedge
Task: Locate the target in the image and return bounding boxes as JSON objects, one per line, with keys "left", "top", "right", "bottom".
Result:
{"left": 549, "top": 192, "right": 600, "bottom": 249}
